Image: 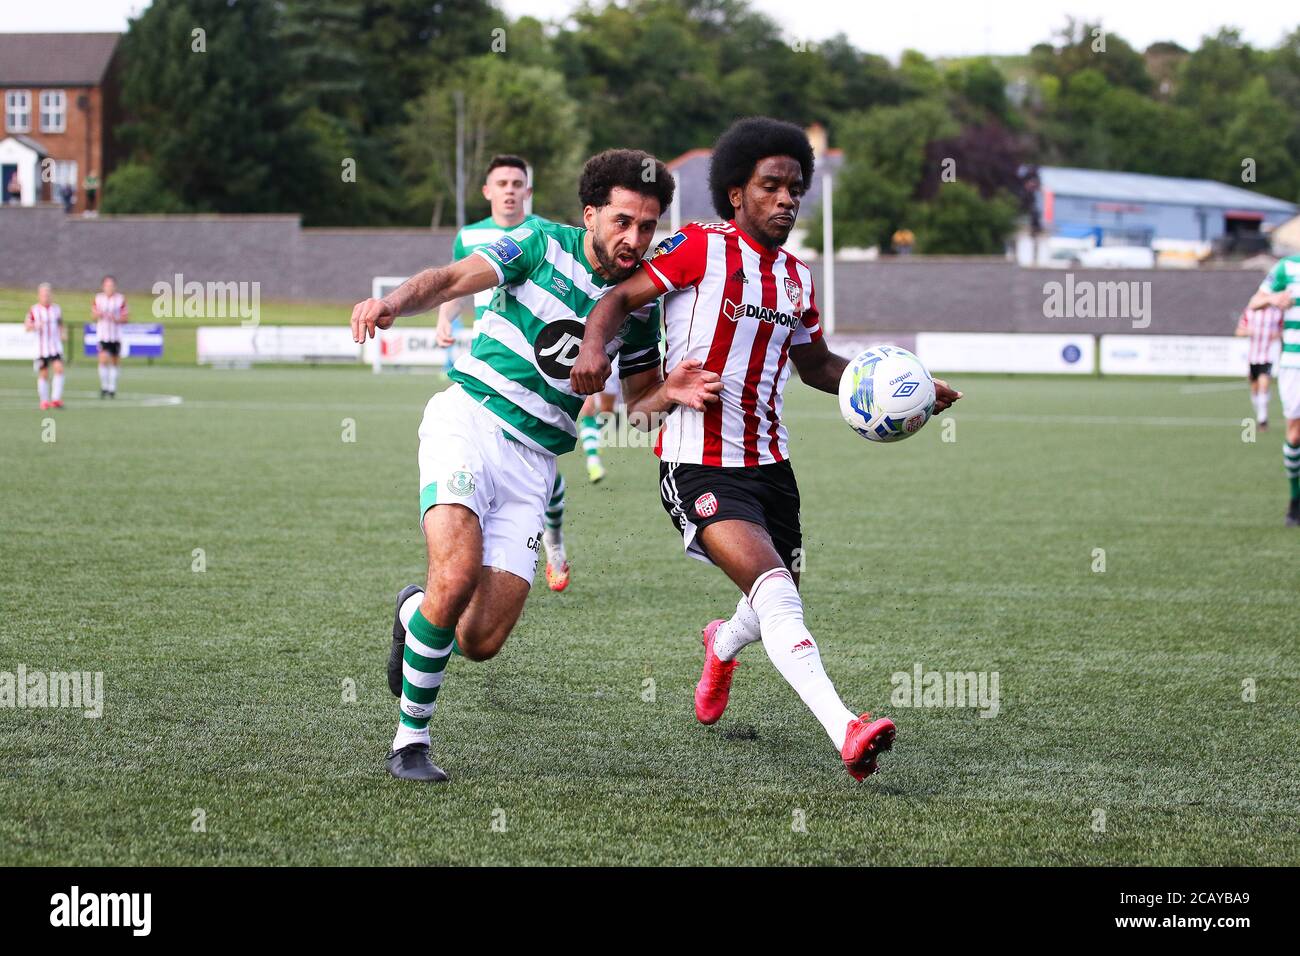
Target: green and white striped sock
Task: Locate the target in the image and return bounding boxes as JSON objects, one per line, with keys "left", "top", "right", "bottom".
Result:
{"left": 1285, "top": 441, "right": 1300, "bottom": 499}
{"left": 546, "top": 474, "right": 565, "bottom": 531}
{"left": 579, "top": 415, "right": 601, "bottom": 461}
{"left": 393, "top": 608, "right": 455, "bottom": 750}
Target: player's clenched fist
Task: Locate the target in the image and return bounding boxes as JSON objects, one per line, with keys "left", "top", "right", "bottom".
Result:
{"left": 569, "top": 344, "right": 612, "bottom": 395}
{"left": 663, "top": 359, "right": 723, "bottom": 412}
{"left": 351, "top": 297, "right": 396, "bottom": 343}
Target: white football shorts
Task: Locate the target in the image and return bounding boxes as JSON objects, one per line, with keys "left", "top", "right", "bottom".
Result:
{"left": 1280, "top": 366, "right": 1300, "bottom": 420}
{"left": 417, "top": 383, "right": 556, "bottom": 584}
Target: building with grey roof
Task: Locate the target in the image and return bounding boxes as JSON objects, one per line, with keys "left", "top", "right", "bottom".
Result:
{"left": 1037, "top": 165, "right": 1296, "bottom": 247}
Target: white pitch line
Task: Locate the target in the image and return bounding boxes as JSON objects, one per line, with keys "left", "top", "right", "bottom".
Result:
{"left": 804, "top": 410, "right": 1244, "bottom": 427}
{"left": 1177, "top": 382, "right": 1247, "bottom": 394}
{"left": 0, "top": 389, "right": 183, "bottom": 409}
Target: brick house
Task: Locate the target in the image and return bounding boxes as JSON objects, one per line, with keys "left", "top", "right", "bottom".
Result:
{"left": 0, "top": 33, "right": 122, "bottom": 214}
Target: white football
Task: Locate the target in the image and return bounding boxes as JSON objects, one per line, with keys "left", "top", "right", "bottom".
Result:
{"left": 838, "top": 345, "right": 936, "bottom": 443}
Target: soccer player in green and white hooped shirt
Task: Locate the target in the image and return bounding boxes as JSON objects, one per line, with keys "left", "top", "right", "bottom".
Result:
{"left": 436, "top": 154, "right": 578, "bottom": 592}
{"left": 1247, "top": 254, "right": 1300, "bottom": 525}
{"left": 350, "top": 149, "right": 723, "bottom": 782}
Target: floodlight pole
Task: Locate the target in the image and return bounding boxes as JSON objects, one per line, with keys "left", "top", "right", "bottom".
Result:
{"left": 822, "top": 172, "right": 835, "bottom": 335}
{"left": 454, "top": 90, "right": 466, "bottom": 230}
{"left": 670, "top": 186, "right": 681, "bottom": 234}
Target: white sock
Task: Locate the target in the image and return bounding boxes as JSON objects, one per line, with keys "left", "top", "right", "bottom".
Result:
{"left": 398, "top": 589, "right": 424, "bottom": 630}
{"left": 543, "top": 526, "right": 565, "bottom": 565}
{"left": 98, "top": 364, "right": 108, "bottom": 389}
{"left": 109, "top": 365, "right": 119, "bottom": 391}
{"left": 713, "top": 596, "right": 762, "bottom": 661}
{"left": 749, "top": 568, "right": 856, "bottom": 751}
{"left": 392, "top": 721, "right": 430, "bottom": 751}
{"left": 1254, "top": 391, "right": 1268, "bottom": 422}
{"left": 38, "top": 378, "right": 50, "bottom": 403}
{"left": 52, "top": 372, "right": 64, "bottom": 402}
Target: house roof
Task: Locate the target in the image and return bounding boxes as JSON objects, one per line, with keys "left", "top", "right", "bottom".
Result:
{"left": 0, "top": 33, "right": 121, "bottom": 86}
{"left": 1040, "top": 165, "right": 1295, "bottom": 213}
{"left": 665, "top": 147, "right": 844, "bottom": 223}
{"left": 1, "top": 134, "right": 51, "bottom": 156}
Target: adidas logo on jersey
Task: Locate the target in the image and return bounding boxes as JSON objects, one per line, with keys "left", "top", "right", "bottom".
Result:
{"left": 729, "top": 267, "right": 748, "bottom": 285}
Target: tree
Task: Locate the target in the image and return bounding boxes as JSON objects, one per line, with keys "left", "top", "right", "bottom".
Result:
{"left": 100, "top": 162, "right": 187, "bottom": 214}
{"left": 116, "top": 0, "right": 327, "bottom": 216}
{"left": 918, "top": 124, "right": 1026, "bottom": 203}
{"left": 915, "top": 182, "right": 1018, "bottom": 254}
{"left": 1176, "top": 28, "right": 1258, "bottom": 126}
{"left": 1219, "top": 76, "right": 1299, "bottom": 201}
{"left": 398, "top": 57, "right": 586, "bottom": 226}
{"left": 1033, "top": 18, "right": 1152, "bottom": 93}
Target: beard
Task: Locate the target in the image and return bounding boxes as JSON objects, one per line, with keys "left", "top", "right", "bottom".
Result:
{"left": 592, "top": 231, "right": 640, "bottom": 283}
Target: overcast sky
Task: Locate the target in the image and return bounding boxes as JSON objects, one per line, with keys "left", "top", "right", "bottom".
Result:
{"left": 9, "top": 0, "right": 1295, "bottom": 60}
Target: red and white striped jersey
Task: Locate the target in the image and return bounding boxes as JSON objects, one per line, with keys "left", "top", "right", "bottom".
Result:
{"left": 94, "top": 292, "right": 129, "bottom": 342}
{"left": 1237, "top": 306, "right": 1282, "bottom": 365}
{"left": 641, "top": 220, "right": 821, "bottom": 467}
{"left": 27, "top": 303, "right": 63, "bottom": 357}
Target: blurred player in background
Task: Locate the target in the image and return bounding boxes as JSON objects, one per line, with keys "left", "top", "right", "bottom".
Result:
{"left": 438, "top": 155, "right": 576, "bottom": 590}
{"left": 575, "top": 358, "right": 617, "bottom": 483}
{"left": 1235, "top": 303, "right": 1282, "bottom": 430}
{"left": 349, "top": 149, "right": 719, "bottom": 782}
{"left": 1248, "top": 255, "right": 1300, "bottom": 525}
{"left": 25, "top": 283, "right": 65, "bottom": 409}
{"left": 92, "top": 275, "right": 127, "bottom": 398}
{"left": 573, "top": 118, "right": 961, "bottom": 780}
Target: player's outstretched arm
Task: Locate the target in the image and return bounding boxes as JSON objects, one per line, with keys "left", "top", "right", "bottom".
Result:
{"left": 621, "top": 360, "right": 722, "bottom": 429}
{"left": 571, "top": 270, "right": 661, "bottom": 394}
{"left": 791, "top": 337, "right": 963, "bottom": 412}
{"left": 790, "top": 337, "right": 851, "bottom": 394}
{"left": 350, "top": 256, "right": 499, "bottom": 343}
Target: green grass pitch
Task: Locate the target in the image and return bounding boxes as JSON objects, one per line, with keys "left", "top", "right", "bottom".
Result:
{"left": 1, "top": 363, "right": 1296, "bottom": 865}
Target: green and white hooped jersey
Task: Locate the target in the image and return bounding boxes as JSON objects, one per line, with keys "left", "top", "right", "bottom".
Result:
{"left": 452, "top": 214, "right": 543, "bottom": 322}
{"left": 447, "top": 219, "right": 663, "bottom": 456}
{"left": 1263, "top": 255, "right": 1300, "bottom": 369}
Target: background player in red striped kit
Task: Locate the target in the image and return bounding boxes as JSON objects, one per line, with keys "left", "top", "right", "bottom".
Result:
{"left": 25, "top": 283, "right": 65, "bottom": 409}
{"left": 1235, "top": 304, "right": 1282, "bottom": 429}
{"left": 572, "top": 117, "right": 961, "bottom": 780}
{"left": 92, "top": 275, "right": 128, "bottom": 398}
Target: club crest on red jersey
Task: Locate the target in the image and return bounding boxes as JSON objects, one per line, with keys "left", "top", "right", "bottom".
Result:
{"left": 784, "top": 277, "right": 803, "bottom": 316}
{"left": 694, "top": 492, "right": 719, "bottom": 518}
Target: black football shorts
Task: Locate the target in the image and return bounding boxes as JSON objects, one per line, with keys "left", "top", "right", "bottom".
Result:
{"left": 659, "top": 459, "right": 802, "bottom": 572}
{"left": 1249, "top": 362, "right": 1273, "bottom": 381}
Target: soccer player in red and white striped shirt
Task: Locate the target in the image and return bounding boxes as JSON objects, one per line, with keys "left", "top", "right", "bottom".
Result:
{"left": 573, "top": 118, "right": 961, "bottom": 780}
{"left": 1235, "top": 305, "right": 1282, "bottom": 429}
{"left": 92, "top": 274, "right": 128, "bottom": 398}
{"left": 24, "top": 283, "right": 65, "bottom": 409}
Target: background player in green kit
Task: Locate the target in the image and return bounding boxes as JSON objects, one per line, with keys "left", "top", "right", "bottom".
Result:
{"left": 1247, "top": 254, "right": 1300, "bottom": 525}
{"left": 349, "top": 149, "right": 723, "bottom": 782}
{"left": 435, "top": 155, "right": 578, "bottom": 590}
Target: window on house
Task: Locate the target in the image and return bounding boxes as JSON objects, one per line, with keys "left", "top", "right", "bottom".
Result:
{"left": 52, "top": 160, "right": 78, "bottom": 190}
{"left": 39, "top": 91, "right": 66, "bottom": 133}
{"left": 5, "top": 90, "right": 32, "bottom": 132}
